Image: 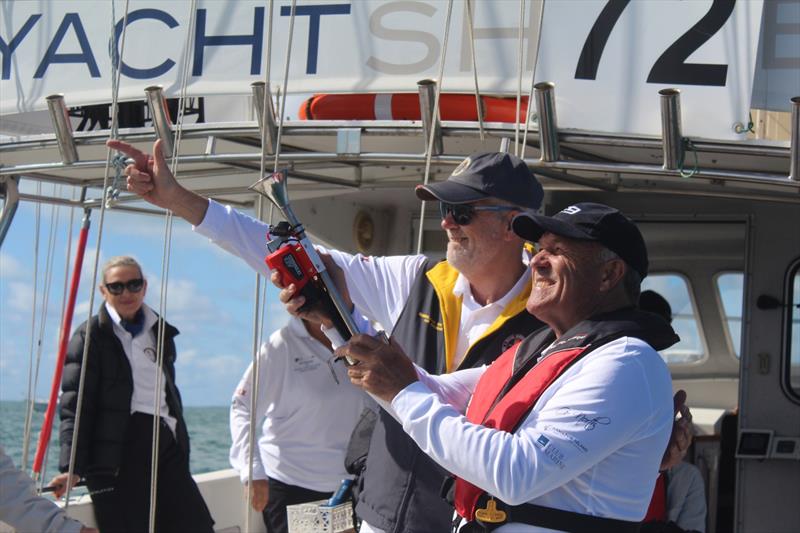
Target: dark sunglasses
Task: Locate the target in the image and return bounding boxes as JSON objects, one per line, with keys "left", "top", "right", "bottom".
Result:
{"left": 104, "top": 279, "right": 144, "bottom": 295}
{"left": 438, "top": 202, "right": 518, "bottom": 226}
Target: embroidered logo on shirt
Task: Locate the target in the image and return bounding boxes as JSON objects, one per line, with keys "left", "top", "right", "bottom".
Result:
{"left": 536, "top": 435, "right": 550, "bottom": 447}
{"left": 143, "top": 347, "right": 157, "bottom": 362}
{"left": 560, "top": 407, "right": 611, "bottom": 431}
{"left": 292, "top": 355, "right": 322, "bottom": 373}
{"left": 418, "top": 312, "right": 443, "bottom": 332}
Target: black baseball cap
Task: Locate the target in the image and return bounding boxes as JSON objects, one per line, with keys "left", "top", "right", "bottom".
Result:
{"left": 512, "top": 202, "right": 649, "bottom": 278}
{"left": 415, "top": 152, "right": 543, "bottom": 210}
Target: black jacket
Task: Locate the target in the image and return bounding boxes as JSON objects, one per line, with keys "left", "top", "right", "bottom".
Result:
{"left": 58, "top": 304, "right": 189, "bottom": 477}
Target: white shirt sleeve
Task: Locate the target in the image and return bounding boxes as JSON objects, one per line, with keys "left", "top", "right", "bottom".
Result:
{"left": 229, "top": 350, "right": 270, "bottom": 483}
{"left": 194, "top": 199, "right": 272, "bottom": 277}
{"left": 0, "top": 446, "right": 84, "bottom": 533}
{"left": 391, "top": 337, "right": 672, "bottom": 506}
{"left": 195, "top": 200, "right": 427, "bottom": 330}
{"left": 320, "top": 247, "right": 428, "bottom": 330}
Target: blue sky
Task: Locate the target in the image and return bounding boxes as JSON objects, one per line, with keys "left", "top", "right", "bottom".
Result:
{"left": 1, "top": 182, "right": 288, "bottom": 407}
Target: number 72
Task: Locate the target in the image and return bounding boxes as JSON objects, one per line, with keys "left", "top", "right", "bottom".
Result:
{"left": 574, "top": 0, "right": 736, "bottom": 86}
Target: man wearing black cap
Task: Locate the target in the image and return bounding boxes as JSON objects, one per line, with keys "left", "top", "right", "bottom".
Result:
{"left": 339, "top": 202, "right": 678, "bottom": 532}
{"left": 110, "top": 139, "right": 546, "bottom": 532}
{"left": 269, "top": 152, "right": 546, "bottom": 533}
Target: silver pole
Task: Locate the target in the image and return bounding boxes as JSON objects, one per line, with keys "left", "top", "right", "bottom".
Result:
{"left": 0, "top": 176, "right": 20, "bottom": 248}
{"left": 46, "top": 95, "right": 78, "bottom": 164}
{"left": 417, "top": 79, "right": 443, "bottom": 155}
{"left": 659, "top": 88, "right": 683, "bottom": 171}
{"left": 534, "top": 82, "right": 559, "bottom": 162}
{"left": 251, "top": 81, "right": 278, "bottom": 155}
{"left": 144, "top": 86, "right": 175, "bottom": 157}
{"left": 790, "top": 96, "right": 799, "bottom": 182}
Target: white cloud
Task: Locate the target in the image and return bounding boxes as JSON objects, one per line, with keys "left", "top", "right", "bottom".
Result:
{"left": 6, "top": 281, "right": 34, "bottom": 313}
{"left": 181, "top": 348, "right": 199, "bottom": 364}
{"left": 0, "top": 253, "right": 25, "bottom": 279}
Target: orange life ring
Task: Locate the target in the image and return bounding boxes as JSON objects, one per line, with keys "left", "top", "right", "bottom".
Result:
{"left": 298, "top": 93, "right": 529, "bottom": 123}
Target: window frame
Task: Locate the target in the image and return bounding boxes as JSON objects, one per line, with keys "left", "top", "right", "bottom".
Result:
{"left": 713, "top": 270, "right": 745, "bottom": 361}
{"left": 642, "top": 270, "right": 709, "bottom": 367}
{"left": 781, "top": 256, "right": 800, "bottom": 405}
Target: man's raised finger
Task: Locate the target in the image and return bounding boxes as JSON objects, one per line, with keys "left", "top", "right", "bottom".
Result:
{"left": 106, "top": 139, "right": 148, "bottom": 169}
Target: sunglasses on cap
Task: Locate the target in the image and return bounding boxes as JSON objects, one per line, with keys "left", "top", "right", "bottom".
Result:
{"left": 104, "top": 279, "right": 144, "bottom": 295}
{"left": 439, "top": 202, "right": 518, "bottom": 226}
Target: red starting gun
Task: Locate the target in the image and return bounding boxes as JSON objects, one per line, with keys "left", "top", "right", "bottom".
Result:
{"left": 251, "top": 170, "right": 363, "bottom": 352}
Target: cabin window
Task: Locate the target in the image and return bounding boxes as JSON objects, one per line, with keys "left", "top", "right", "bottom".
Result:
{"left": 641, "top": 273, "right": 705, "bottom": 364}
{"left": 716, "top": 272, "right": 744, "bottom": 358}
{"left": 788, "top": 265, "right": 800, "bottom": 397}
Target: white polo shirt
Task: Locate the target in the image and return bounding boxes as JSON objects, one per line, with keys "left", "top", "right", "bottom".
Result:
{"left": 105, "top": 302, "right": 177, "bottom": 435}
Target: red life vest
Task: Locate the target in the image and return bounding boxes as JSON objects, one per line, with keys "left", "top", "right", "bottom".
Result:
{"left": 453, "top": 341, "right": 591, "bottom": 521}
{"left": 643, "top": 471, "right": 668, "bottom": 522}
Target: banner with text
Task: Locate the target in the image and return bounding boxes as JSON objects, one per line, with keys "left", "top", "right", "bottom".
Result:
{"left": 0, "top": 0, "right": 772, "bottom": 140}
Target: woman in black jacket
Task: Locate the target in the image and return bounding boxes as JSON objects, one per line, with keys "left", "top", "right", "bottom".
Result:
{"left": 49, "top": 256, "right": 213, "bottom": 533}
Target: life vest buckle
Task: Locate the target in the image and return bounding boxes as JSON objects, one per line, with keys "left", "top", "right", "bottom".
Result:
{"left": 475, "top": 498, "right": 507, "bottom": 524}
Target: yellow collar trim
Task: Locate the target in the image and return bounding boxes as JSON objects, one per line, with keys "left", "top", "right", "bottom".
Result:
{"left": 426, "top": 262, "right": 462, "bottom": 372}
{"left": 426, "top": 262, "right": 531, "bottom": 372}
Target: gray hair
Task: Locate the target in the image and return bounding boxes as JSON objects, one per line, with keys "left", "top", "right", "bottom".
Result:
{"left": 101, "top": 256, "right": 143, "bottom": 283}
{"left": 598, "top": 247, "right": 641, "bottom": 303}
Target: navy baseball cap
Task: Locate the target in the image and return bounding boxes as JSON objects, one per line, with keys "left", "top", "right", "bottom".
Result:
{"left": 415, "top": 152, "right": 543, "bottom": 210}
{"left": 512, "top": 202, "right": 649, "bottom": 278}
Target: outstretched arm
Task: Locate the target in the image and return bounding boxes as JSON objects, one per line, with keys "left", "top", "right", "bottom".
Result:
{"left": 106, "top": 139, "right": 209, "bottom": 225}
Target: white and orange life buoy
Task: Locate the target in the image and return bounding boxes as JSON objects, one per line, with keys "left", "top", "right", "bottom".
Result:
{"left": 298, "top": 93, "right": 529, "bottom": 123}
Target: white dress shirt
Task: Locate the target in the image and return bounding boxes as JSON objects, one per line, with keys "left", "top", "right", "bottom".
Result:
{"left": 105, "top": 302, "right": 177, "bottom": 434}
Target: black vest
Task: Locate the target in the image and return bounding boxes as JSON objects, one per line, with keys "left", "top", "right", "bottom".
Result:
{"left": 355, "top": 260, "right": 544, "bottom": 533}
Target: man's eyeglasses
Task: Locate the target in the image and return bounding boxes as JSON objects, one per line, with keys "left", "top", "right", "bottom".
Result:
{"left": 104, "top": 279, "right": 144, "bottom": 295}
{"left": 439, "top": 202, "right": 517, "bottom": 226}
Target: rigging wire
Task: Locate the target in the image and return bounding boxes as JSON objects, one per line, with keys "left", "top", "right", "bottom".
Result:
{"left": 21, "top": 183, "right": 42, "bottom": 471}
{"left": 37, "top": 186, "right": 79, "bottom": 492}
{"left": 514, "top": 0, "right": 526, "bottom": 157}
{"left": 23, "top": 191, "right": 62, "bottom": 476}
{"left": 521, "top": 0, "right": 547, "bottom": 157}
{"left": 246, "top": 2, "right": 276, "bottom": 528}
{"left": 465, "top": 0, "right": 485, "bottom": 142}
{"left": 272, "top": 0, "right": 297, "bottom": 174}
{"left": 64, "top": 0, "right": 131, "bottom": 509}
{"left": 416, "top": 0, "right": 455, "bottom": 255}
{"left": 147, "top": 2, "right": 197, "bottom": 531}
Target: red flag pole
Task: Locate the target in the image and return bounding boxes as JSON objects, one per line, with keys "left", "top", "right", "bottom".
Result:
{"left": 32, "top": 208, "right": 91, "bottom": 477}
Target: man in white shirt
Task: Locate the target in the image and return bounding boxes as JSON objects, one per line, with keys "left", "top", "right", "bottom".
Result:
{"left": 229, "top": 317, "right": 364, "bottom": 533}
{"left": 107, "top": 139, "right": 692, "bottom": 533}
{"left": 339, "top": 203, "right": 677, "bottom": 532}
{"left": 108, "top": 139, "right": 546, "bottom": 532}
{"left": 50, "top": 256, "right": 213, "bottom": 533}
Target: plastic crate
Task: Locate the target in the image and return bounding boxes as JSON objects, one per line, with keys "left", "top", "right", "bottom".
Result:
{"left": 286, "top": 499, "right": 354, "bottom": 533}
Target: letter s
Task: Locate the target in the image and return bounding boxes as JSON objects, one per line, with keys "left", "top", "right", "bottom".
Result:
{"left": 367, "top": 1, "right": 439, "bottom": 75}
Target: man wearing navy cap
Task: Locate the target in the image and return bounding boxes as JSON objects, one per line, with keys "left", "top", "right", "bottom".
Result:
{"left": 340, "top": 202, "right": 678, "bottom": 532}
{"left": 275, "top": 151, "right": 547, "bottom": 533}
{"left": 110, "top": 139, "right": 547, "bottom": 532}
{"left": 110, "top": 138, "right": 690, "bottom": 533}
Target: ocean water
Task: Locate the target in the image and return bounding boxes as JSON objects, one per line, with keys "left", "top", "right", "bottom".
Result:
{"left": 0, "top": 400, "right": 232, "bottom": 479}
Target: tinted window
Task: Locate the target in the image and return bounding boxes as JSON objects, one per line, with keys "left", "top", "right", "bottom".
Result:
{"left": 789, "top": 267, "right": 800, "bottom": 396}
{"left": 641, "top": 274, "right": 704, "bottom": 364}
{"left": 716, "top": 272, "right": 744, "bottom": 358}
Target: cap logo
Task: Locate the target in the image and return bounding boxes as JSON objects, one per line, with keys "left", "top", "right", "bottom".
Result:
{"left": 452, "top": 157, "right": 471, "bottom": 176}
{"left": 560, "top": 205, "right": 581, "bottom": 215}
